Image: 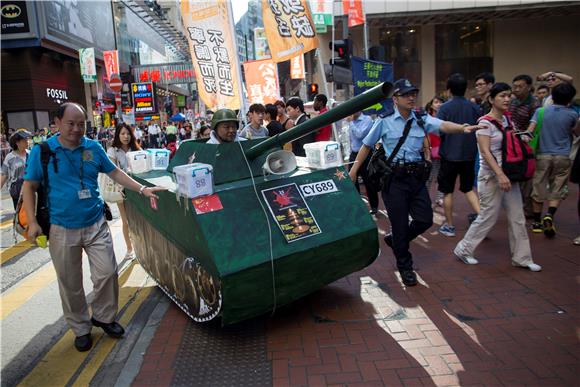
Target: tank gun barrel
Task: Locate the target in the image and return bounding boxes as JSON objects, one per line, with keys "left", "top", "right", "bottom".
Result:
{"left": 245, "top": 82, "right": 393, "bottom": 159}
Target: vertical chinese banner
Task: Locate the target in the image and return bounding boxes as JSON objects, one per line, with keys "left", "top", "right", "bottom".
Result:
{"left": 261, "top": 0, "right": 318, "bottom": 63}
{"left": 290, "top": 54, "right": 305, "bottom": 79}
{"left": 182, "top": 0, "right": 241, "bottom": 111}
{"left": 103, "top": 50, "right": 120, "bottom": 80}
{"left": 342, "top": 0, "right": 365, "bottom": 27}
{"left": 243, "top": 59, "right": 280, "bottom": 105}
{"left": 78, "top": 48, "right": 96, "bottom": 83}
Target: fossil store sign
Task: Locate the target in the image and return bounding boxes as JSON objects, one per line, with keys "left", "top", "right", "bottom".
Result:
{"left": 46, "top": 88, "right": 69, "bottom": 104}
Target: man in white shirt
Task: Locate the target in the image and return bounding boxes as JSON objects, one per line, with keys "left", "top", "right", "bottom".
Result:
{"left": 147, "top": 121, "right": 161, "bottom": 147}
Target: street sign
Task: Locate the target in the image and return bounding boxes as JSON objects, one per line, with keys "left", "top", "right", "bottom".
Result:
{"left": 109, "top": 74, "right": 123, "bottom": 92}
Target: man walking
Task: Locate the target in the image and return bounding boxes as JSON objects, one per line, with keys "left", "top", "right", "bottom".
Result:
{"left": 509, "top": 74, "right": 540, "bottom": 218}
{"left": 348, "top": 111, "right": 379, "bottom": 214}
{"left": 286, "top": 97, "right": 314, "bottom": 157}
{"left": 437, "top": 73, "right": 482, "bottom": 237}
{"left": 349, "top": 79, "right": 482, "bottom": 286}
{"left": 313, "top": 94, "right": 332, "bottom": 142}
{"left": 22, "top": 102, "right": 165, "bottom": 352}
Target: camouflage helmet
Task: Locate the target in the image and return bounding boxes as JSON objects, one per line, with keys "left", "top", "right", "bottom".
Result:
{"left": 211, "top": 109, "right": 238, "bottom": 131}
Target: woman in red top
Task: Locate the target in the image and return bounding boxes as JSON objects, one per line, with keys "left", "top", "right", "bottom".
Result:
{"left": 425, "top": 97, "right": 445, "bottom": 205}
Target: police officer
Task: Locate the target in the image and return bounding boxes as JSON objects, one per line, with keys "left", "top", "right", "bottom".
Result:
{"left": 349, "top": 79, "right": 482, "bottom": 286}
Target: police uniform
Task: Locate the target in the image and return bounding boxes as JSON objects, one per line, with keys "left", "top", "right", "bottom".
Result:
{"left": 363, "top": 82, "right": 444, "bottom": 284}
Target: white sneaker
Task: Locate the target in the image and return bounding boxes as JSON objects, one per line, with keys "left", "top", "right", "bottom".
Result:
{"left": 512, "top": 261, "right": 542, "bottom": 272}
{"left": 453, "top": 250, "right": 479, "bottom": 265}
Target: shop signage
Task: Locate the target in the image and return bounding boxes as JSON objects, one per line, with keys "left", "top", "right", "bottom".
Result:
{"left": 103, "top": 50, "right": 120, "bottom": 81}
{"left": 135, "top": 115, "right": 160, "bottom": 122}
{"left": 131, "top": 82, "right": 156, "bottom": 115}
{"left": 1, "top": 1, "right": 29, "bottom": 34}
{"left": 78, "top": 48, "right": 97, "bottom": 83}
{"left": 46, "top": 88, "right": 69, "bottom": 103}
{"left": 131, "top": 63, "right": 196, "bottom": 85}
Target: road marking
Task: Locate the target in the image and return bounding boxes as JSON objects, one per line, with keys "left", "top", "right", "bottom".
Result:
{"left": 1, "top": 263, "right": 56, "bottom": 320}
{"left": 1, "top": 218, "right": 13, "bottom": 229}
{"left": 18, "top": 261, "right": 154, "bottom": 387}
{"left": 1, "top": 240, "right": 35, "bottom": 265}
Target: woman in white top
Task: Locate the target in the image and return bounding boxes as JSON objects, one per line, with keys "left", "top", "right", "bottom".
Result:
{"left": 1, "top": 129, "right": 32, "bottom": 209}
{"left": 107, "top": 123, "right": 141, "bottom": 258}
{"left": 454, "top": 83, "right": 541, "bottom": 272}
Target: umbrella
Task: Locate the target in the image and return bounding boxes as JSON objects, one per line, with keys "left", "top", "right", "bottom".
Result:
{"left": 170, "top": 113, "right": 186, "bottom": 122}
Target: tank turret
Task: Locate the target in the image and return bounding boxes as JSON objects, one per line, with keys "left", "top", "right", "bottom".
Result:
{"left": 124, "top": 82, "right": 393, "bottom": 325}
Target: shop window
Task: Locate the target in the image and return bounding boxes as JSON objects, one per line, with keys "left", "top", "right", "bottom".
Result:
{"left": 379, "top": 26, "right": 421, "bottom": 89}
{"left": 435, "top": 23, "right": 493, "bottom": 94}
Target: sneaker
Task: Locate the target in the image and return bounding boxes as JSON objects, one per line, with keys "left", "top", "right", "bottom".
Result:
{"left": 438, "top": 223, "right": 456, "bottom": 237}
{"left": 467, "top": 213, "right": 478, "bottom": 224}
{"left": 512, "top": 261, "right": 542, "bottom": 272}
{"left": 435, "top": 198, "right": 443, "bottom": 207}
{"left": 454, "top": 250, "right": 479, "bottom": 265}
{"left": 542, "top": 215, "right": 556, "bottom": 238}
{"left": 574, "top": 235, "right": 580, "bottom": 246}
{"left": 531, "top": 222, "right": 543, "bottom": 233}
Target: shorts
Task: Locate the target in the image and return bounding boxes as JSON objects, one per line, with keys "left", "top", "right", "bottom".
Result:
{"left": 437, "top": 159, "right": 476, "bottom": 194}
{"left": 531, "top": 154, "right": 571, "bottom": 202}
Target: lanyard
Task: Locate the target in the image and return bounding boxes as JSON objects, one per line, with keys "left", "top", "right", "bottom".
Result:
{"left": 61, "top": 149, "right": 85, "bottom": 190}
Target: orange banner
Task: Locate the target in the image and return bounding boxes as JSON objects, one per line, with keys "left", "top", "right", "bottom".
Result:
{"left": 103, "top": 50, "right": 119, "bottom": 80}
{"left": 261, "top": 0, "right": 318, "bottom": 63}
{"left": 182, "top": 0, "right": 241, "bottom": 110}
{"left": 290, "top": 54, "right": 305, "bottom": 79}
{"left": 342, "top": 0, "right": 365, "bottom": 27}
{"left": 243, "top": 59, "right": 280, "bottom": 105}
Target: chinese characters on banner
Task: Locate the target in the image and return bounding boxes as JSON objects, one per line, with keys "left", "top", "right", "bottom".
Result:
{"left": 181, "top": 0, "right": 241, "bottom": 110}
{"left": 243, "top": 59, "right": 280, "bottom": 105}
{"left": 261, "top": 0, "right": 318, "bottom": 63}
{"left": 342, "top": 0, "right": 365, "bottom": 27}
{"left": 103, "top": 50, "right": 120, "bottom": 80}
{"left": 351, "top": 56, "right": 393, "bottom": 115}
{"left": 290, "top": 54, "right": 305, "bottom": 79}
{"left": 78, "top": 48, "right": 96, "bottom": 83}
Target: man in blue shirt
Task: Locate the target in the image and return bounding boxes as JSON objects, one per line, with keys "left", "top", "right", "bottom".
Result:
{"left": 436, "top": 73, "right": 481, "bottom": 237}
{"left": 349, "top": 79, "right": 482, "bottom": 286}
{"left": 348, "top": 111, "right": 379, "bottom": 214}
{"left": 22, "top": 102, "right": 165, "bottom": 352}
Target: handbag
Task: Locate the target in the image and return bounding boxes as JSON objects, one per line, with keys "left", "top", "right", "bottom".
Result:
{"left": 366, "top": 117, "right": 414, "bottom": 191}
{"left": 99, "top": 173, "right": 124, "bottom": 203}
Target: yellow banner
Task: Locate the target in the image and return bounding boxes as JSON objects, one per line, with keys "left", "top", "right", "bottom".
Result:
{"left": 261, "top": 0, "right": 318, "bottom": 63}
{"left": 290, "top": 54, "right": 305, "bottom": 79}
{"left": 181, "top": 0, "right": 241, "bottom": 110}
{"left": 243, "top": 59, "right": 280, "bottom": 105}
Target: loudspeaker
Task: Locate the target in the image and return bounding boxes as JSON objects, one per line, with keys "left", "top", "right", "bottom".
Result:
{"left": 262, "top": 150, "right": 297, "bottom": 175}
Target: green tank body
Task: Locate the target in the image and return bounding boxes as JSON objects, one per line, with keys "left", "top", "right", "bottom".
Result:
{"left": 125, "top": 82, "right": 393, "bottom": 325}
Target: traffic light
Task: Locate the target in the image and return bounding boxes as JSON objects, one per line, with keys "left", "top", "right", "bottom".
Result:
{"left": 307, "top": 83, "right": 319, "bottom": 101}
{"left": 329, "top": 39, "right": 351, "bottom": 68}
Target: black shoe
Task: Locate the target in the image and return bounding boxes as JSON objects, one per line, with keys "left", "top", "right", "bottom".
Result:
{"left": 74, "top": 334, "right": 93, "bottom": 352}
{"left": 91, "top": 318, "right": 125, "bottom": 338}
{"left": 370, "top": 208, "right": 378, "bottom": 215}
{"left": 400, "top": 270, "right": 418, "bottom": 287}
{"left": 383, "top": 233, "right": 393, "bottom": 248}
{"left": 542, "top": 215, "right": 556, "bottom": 238}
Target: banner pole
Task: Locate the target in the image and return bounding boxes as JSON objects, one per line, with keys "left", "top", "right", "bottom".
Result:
{"left": 363, "top": 0, "right": 368, "bottom": 59}
{"left": 227, "top": 0, "right": 246, "bottom": 118}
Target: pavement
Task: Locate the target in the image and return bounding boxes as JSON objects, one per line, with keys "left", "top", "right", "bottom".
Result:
{"left": 128, "top": 184, "right": 579, "bottom": 386}
{"left": 3, "top": 184, "right": 579, "bottom": 386}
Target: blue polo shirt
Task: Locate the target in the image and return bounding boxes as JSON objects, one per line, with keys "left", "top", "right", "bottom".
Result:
{"left": 349, "top": 114, "right": 374, "bottom": 152}
{"left": 363, "top": 107, "right": 443, "bottom": 163}
{"left": 24, "top": 135, "right": 116, "bottom": 229}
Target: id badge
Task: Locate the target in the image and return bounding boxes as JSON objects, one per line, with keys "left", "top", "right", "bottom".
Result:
{"left": 78, "top": 189, "right": 91, "bottom": 200}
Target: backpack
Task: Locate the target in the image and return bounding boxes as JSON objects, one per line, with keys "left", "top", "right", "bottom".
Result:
{"left": 479, "top": 114, "right": 535, "bottom": 182}
{"left": 14, "top": 142, "right": 54, "bottom": 239}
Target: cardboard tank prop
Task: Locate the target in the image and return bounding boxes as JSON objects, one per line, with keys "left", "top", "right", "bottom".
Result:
{"left": 124, "top": 82, "right": 393, "bottom": 325}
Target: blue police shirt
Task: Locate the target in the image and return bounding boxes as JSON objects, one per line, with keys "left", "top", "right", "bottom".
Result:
{"left": 363, "top": 107, "right": 443, "bottom": 163}
{"left": 349, "top": 114, "right": 374, "bottom": 152}
{"left": 24, "top": 135, "right": 116, "bottom": 229}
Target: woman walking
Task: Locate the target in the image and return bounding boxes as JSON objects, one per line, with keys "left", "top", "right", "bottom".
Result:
{"left": 454, "top": 83, "right": 541, "bottom": 271}
{"left": 107, "top": 123, "right": 141, "bottom": 259}
{"left": 1, "top": 129, "right": 32, "bottom": 209}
